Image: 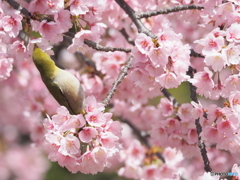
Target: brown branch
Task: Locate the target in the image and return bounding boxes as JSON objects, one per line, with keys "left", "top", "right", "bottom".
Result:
{"left": 84, "top": 39, "right": 131, "bottom": 53}
{"left": 188, "top": 66, "right": 212, "bottom": 172}
{"left": 115, "top": 0, "right": 157, "bottom": 39}
{"left": 102, "top": 55, "right": 133, "bottom": 106}
{"left": 190, "top": 49, "right": 205, "bottom": 58}
{"left": 3, "top": 0, "right": 33, "bottom": 19}
{"left": 161, "top": 88, "right": 178, "bottom": 107}
{"left": 120, "top": 117, "right": 165, "bottom": 163}
{"left": 75, "top": 51, "right": 102, "bottom": 76}
{"left": 119, "top": 28, "right": 135, "bottom": 46}
{"left": 135, "top": 4, "right": 204, "bottom": 19}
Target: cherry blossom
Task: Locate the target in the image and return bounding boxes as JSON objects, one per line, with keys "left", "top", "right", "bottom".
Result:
{"left": 2, "top": 0, "right": 240, "bottom": 179}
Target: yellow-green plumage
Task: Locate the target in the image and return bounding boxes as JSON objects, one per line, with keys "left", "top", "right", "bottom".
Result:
{"left": 32, "top": 47, "right": 85, "bottom": 115}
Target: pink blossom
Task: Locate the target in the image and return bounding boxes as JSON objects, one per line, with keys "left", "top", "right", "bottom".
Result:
{"left": 0, "top": 57, "right": 13, "bottom": 80}
{"left": 222, "top": 75, "right": 240, "bottom": 97}
{"left": 177, "top": 103, "right": 194, "bottom": 122}
{"left": 8, "top": 41, "right": 28, "bottom": 62}
{"left": 226, "top": 23, "right": 240, "bottom": 42}
{"left": 155, "top": 72, "right": 180, "bottom": 88}
{"left": 45, "top": 0, "right": 64, "bottom": 14}
{"left": 222, "top": 43, "right": 240, "bottom": 65}
{"left": 150, "top": 125, "right": 168, "bottom": 146}
{"left": 85, "top": 111, "right": 106, "bottom": 126}
{"left": 191, "top": 101, "right": 204, "bottom": 119}
{"left": 54, "top": 10, "right": 72, "bottom": 32}
{"left": 125, "top": 140, "right": 146, "bottom": 166}
{"left": 92, "top": 146, "right": 108, "bottom": 165}
{"left": 148, "top": 46, "right": 168, "bottom": 67}
{"left": 118, "top": 165, "right": 141, "bottom": 179}
{"left": 229, "top": 91, "right": 240, "bottom": 115}
{"left": 201, "top": 126, "right": 222, "bottom": 144}
{"left": 206, "top": 104, "right": 224, "bottom": 123}
{"left": 79, "top": 149, "right": 106, "bottom": 174}
{"left": 158, "top": 98, "right": 174, "bottom": 117}
{"left": 204, "top": 52, "right": 227, "bottom": 71}
{"left": 3, "top": 146, "right": 50, "bottom": 180}
{"left": 70, "top": 0, "right": 90, "bottom": 15}
{"left": 28, "top": 0, "right": 48, "bottom": 14}
{"left": 58, "top": 134, "right": 81, "bottom": 156}
{"left": 187, "top": 129, "right": 198, "bottom": 144}
{"left": 38, "top": 20, "right": 63, "bottom": 43}
{"left": 51, "top": 106, "right": 71, "bottom": 127}
{"left": 165, "top": 118, "right": 181, "bottom": 134}
{"left": 195, "top": 34, "right": 224, "bottom": 55}
{"left": 2, "top": 11, "right": 22, "bottom": 37}
{"left": 217, "top": 120, "right": 235, "bottom": 137}
{"left": 105, "top": 120, "right": 122, "bottom": 137}
{"left": 217, "top": 135, "right": 240, "bottom": 153}
{"left": 43, "top": 95, "right": 121, "bottom": 174}
{"left": 142, "top": 165, "right": 159, "bottom": 180}
{"left": 135, "top": 33, "right": 153, "bottom": 55}
{"left": 79, "top": 127, "right": 98, "bottom": 143}
{"left": 157, "top": 30, "right": 182, "bottom": 44}
{"left": 59, "top": 114, "right": 86, "bottom": 132}
{"left": 85, "top": 95, "right": 105, "bottom": 113}
{"left": 100, "top": 132, "right": 119, "bottom": 148}
{"left": 189, "top": 68, "right": 214, "bottom": 98}
{"left": 67, "top": 30, "right": 99, "bottom": 53}
{"left": 81, "top": 74, "right": 104, "bottom": 97}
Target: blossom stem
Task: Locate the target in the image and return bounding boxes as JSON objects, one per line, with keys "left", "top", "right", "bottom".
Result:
{"left": 135, "top": 4, "right": 204, "bottom": 19}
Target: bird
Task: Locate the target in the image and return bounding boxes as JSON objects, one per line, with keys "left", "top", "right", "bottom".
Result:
{"left": 32, "top": 46, "right": 85, "bottom": 115}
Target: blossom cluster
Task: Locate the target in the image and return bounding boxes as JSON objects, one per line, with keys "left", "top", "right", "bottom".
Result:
{"left": 43, "top": 96, "right": 122, "bottom": 174}
{"left": 131, "top": 31, "right": 190, "bottom": 90}
{"left": 2, "top": 0, "right": 240, "bottom": 179}
{"left": 192, "top": 24, "right": 240, "bottom": 100}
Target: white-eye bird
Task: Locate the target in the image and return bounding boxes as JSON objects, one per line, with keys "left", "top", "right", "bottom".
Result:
{"left": 32, "top": 47, "right": 85, "bottom": 115}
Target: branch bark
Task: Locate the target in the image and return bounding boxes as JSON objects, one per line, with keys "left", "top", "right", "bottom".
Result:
{"left": 188, "top": 67, "right": 212, "bottom": 172}
{"left": 102, "top": 55, "right": 133, "bottom": 106}
{"left": 115, "top": 0, "right": 157, "bottom": 39}
{"left": 135, "top": 4, "right": 204, "bottom": 19}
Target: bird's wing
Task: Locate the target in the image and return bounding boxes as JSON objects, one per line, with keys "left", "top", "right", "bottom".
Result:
{"left": 54, "top": 82, "right": 76, "bottom": 115}
{"left": 44, "top": 78, "right": 76, "bottom": 115}
{"left": 53, "top": 69, "right": 84, "bottom": 115}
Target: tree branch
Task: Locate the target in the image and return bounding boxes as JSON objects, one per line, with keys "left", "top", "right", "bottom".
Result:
{"left": 119, "top": 28, "right": 135, "bottom": 46}
{"left": 120, "top": 118, "right": 165, "bottom": 163}
{"left": 161, "top": 88, "right": 178, "bottom": 107}
{"left": 187, "top": 66, "right": 212, "bottom": 172}
{"left": 190, "top": 49, "right": 205, "bottom": 58}
{"left": 75, "top": 51, "right": 102, "bottom": 76}
{"left": 135, "top": 4, "right": 204, "bottom": 19}
{"left": 102, "top": 55, "right": 133, "bottom": 106}
{"left": 115, "top": 0, "right": 157, "bottom": 39}
{"left": 84, "top": 39, "right": 131, "bottom": 53}
{"left": 3, "top": 0, "right": 33, "bottom": 19}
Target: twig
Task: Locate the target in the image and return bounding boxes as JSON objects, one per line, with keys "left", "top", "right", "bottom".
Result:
{"left": 135, "top": 4, "right": 204, "bottom": 19}
{"left": 119, "top": 28, "right": 135, "bottom": 46}
{"left": 75, "top": 51, "right": 102, "bottom": 76}
{"left": 84, "top": 39, "right": 131, "bottom": 53}
{"left": 188, "top": 66, "right": 212, "bottom": 172}
{"left": 115, "top": 0, "right": 157, "bottom": 39}
{"left": 102, "top": 55, "right": 133, "bottom": 106}
{"left": 190, "top": 49, "right": 205, "bottom": 58}
{"left": 120, "top": 118, "right": 165, "bottom": 163}
{"left": 4, "top": 0, "right": 33, "bottom": 19}
{"left": 161, "top": 88, "right": 178, "bottom": 107}
{"left": 195, "top": 118, "right": 212, "bottom": 172}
